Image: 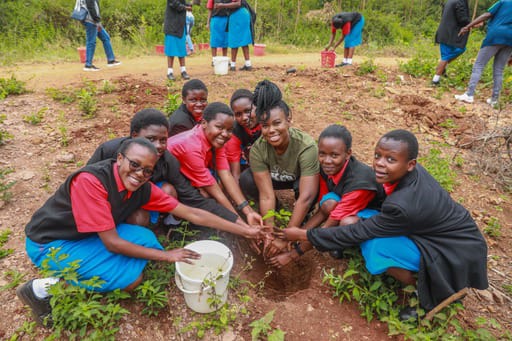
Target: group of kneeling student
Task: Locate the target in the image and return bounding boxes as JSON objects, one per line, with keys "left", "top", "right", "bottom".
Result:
{"left": 17, "top": 79, "right": 488, "bottom": 326}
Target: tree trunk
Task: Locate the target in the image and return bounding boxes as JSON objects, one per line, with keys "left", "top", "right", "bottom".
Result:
{"left": 295, "top": 0, "right": 301, "bottom": 33}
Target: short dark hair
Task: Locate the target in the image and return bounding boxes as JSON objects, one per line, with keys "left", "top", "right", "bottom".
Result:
{"left": 253, "top": 80, "right": 290, "bottom": 122}
{"left": 182, "top": 79, "right": 208, "bottom": 98}
{"left": 130, "top": 108, "right": 169, "bottom": 135}
{"left": 202, "top": 102, "right": 234, "bottom": 122}
{"left": 230, "top": 88, "right": 253, "bottom": 108}
{"left": 319, "top": 124, "right": 352, "bottom": 150}
{"left": 332, "top": 14, "right": 345, "bottom": 29}
{"left": 117, "top": 137, "right": 159, "bottom": 156}
{"left": 381, "top": 129, "right": 418, "bottom": 160}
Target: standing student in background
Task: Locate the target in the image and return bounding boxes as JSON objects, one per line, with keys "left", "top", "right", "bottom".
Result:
{"left": 325, "top": 12, "right": 365, "bottom": 67}
{"left": 455, "top": 0, "right": 512, "bottom": 106}
{"left": 186, "top": 10, "right": 195, "bottom": 54}
{"left": 432, "top": 0, "right": 471, "bottom": 86}
{"left": 207, "top": 0, "right": 230, "bottom": 66}
{"left": 213, "top": 0, "right": 255, "bottom": 71}
{"left": 82, "top": 0, "right": 121, "bottom": 71}
{"left": 164, "top": 0, "right": 191, "bottom": 81}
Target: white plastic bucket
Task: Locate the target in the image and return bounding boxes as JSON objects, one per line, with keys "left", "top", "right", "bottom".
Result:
{"left": 213, "top": 56, "right": 229, "bottom": 75}
{"left": 175, "top": 240, "right": 234, "bottom": 313}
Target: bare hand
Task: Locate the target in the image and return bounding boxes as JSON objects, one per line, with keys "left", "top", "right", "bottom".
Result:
{"left": 246, "top": 211, "right": 263, "bottom": 226}
{"left": 164, "top": 248, "right": 201, "bottom": 264}
{"left": 267, "top": 250, "right": 298, "bottom": 268}
{"left": 263, "top": 238, "right": 288, "bottom": 259}
{"left": 275, "top": 227, "right": 308, "bottom": 242}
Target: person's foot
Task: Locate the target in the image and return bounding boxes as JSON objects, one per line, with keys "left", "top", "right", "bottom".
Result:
{"left": 335, "top": 62, "right": 350, "bottom": 67}
{"left": 107, "top": 60, "right": 121, "bottom": 67}
{"left": 486, "top": 98, "right": 498, "bottom": 107}
{"left": 399, "top": 306, "right": 418, "bottom": 321}
{"left": 454, "top": 93, "right": 474, "bottom": 103}
{"left": 83, "top": 64, "right": 100, "bottom": 71}
{"left": 230, "top": 66, "right": 236, "bottom": 71}
{"left": 16, "top": 280, "right": 53, "bottom": 327}
{"left": 431, "top": 80, "right": 440, "bottom": 86}
{"left": 167, "top": 73, "right": 175, "bottom": 81}
{"left": 181, "top": 71, "right": 190, "bottom": 80}
{"left": 239, "top": 65, "right": 252, "bottom": 71}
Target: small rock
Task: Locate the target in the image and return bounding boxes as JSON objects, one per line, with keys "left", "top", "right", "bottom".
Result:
{"left": 476, "top": 289, "right": 494, "bottom": 302}
{"left": 286, "top": 67, "right": 297, "bottom": 74}
{"left": 56, "top": 153, "right": 75, "bottom": 163}
{"left": 19, "top": 170, "right": 36, "bottom": 180}
{"left": 306, "top": 304, "right": 314, "bottom": 312}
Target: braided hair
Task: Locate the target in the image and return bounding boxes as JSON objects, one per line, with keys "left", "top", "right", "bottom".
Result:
{"left": 252, "top": 80, "right": 290, "bottom": 122}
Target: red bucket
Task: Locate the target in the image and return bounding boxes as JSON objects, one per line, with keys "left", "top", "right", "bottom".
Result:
{"left": 321, "top": 50, "right": 336, "bottom": 68}
{"left": 155, "top": 45, "right": 164, "bottom": 54}
{"left": 253, "top": 44, "right": 266, "bottom": 56}
{"left": 199, "top": 43, "right": 210, "bottom": 50}
{"left": 77, "top": 47, "right": 86, "bottom": 63}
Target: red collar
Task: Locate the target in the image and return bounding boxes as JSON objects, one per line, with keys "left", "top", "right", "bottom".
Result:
{"left": 113, "top": 162, "right": 133, "bottom": 199}
{"left": 383, "top": 182, "right": 399, "bottom": 196}
{"left": 327, "top": 159, "right": 349, "bottom": 186}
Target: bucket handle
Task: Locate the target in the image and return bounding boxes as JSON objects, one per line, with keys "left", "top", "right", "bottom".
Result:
{"left": 175, "top": 277, "right": 211, "bottom": 294}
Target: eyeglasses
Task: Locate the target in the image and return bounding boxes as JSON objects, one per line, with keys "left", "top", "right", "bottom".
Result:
{"left": 121, "top": 153, "right": 154, "bottom": 178}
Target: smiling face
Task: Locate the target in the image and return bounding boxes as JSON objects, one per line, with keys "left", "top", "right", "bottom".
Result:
{"left": 231, "top": 97, "right": 258, "bottom": 130}
{"left": 116, "top": 143, "right": 158, "bottom": 192}
{"left": 373, "top": 137, "right": 416, "bottom": 184}
{"left": 131, "top": 124, "right": 168, "bottom": 158}
{"left": 318, "top": 136, "right": 351, "bottom": 176}
{"left": 201, "top": 113, "right": 234, "bottom": 149}
{"left": 183, "top": 89, "right": 208, "bottom": 121}
{"left": 260, "top": 107, "right": 291, "bottom": 152}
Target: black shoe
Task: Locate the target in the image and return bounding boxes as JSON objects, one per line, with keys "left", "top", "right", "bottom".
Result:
{"left": 431, "top": 80, "right": 440, "bottom": 86}
{"left": 335, "top": 62, "right": 350, "bottom": 67}
{"left": 16, "top": 280, "right": 53, "bottom": 327}
{"left": 107, "top": 60, "right": 121, "bottom": 67}
{"left": 167, "top": 73, "right": 175, "bottom": 81}
{"left": 229, "top": 66, "right": 236, "bottom": 71}
{"left": 83, "top": 64, "right": 100, "bottom": 72}
{"left": 181, "top": 71, "right": 190, "bottom": 80}
{"left": 239, "top": 65, "right": 252, "bottom": 71}
{"left": 399, "top": 305, "right": 418, "bottom": 321}
{"left": 329, "top": 249, "right": 345, "bottom": 259}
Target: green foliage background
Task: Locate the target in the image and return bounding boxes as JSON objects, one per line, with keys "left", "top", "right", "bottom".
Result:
{"left": 0, "top": 0, "right": 499, "bottom": 64}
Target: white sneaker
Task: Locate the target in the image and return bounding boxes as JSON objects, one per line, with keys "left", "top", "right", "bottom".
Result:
{"left": 486, "top": 98, "right": 498, "bottom": 107}
{"left": 454, "top": 93, "right": 474, "bottom": 103}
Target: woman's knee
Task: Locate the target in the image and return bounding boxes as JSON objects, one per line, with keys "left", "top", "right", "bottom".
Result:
{"left": 125, "top": 209, "right": 150, "bottom": 227}
{"left": 161, "top": 182, "right": 178, "bottom": 198}
{"left": 124, "top": 274, "right": 144, "bottom": 292}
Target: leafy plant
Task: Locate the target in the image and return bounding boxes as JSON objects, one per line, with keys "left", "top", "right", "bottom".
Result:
{"left": 40, "top": 248, "right": 131, "bottom": 340}
{"left": 0, "top": 229, "right": 14, "bottom": 259}
{"left": 418, "top": 148, "right": 457, "bottom": 192}
{"left": 0, "top": 269, "right": 25, "bottom": 291}
{"left": 0, "top": 168, "right": 16, "bottom": 202}
{"left": 0, "top": 114, "right": 14, "bottom": 145}
{"left": 77, "top": 88, "right": 98, "bottom": 118}
{"left": 0, "top": 75, "right": 28, "bottom": 99}
{"left": 165, "top": 92, "right": 181, "bottom": 116}
{"left": 356, "top": 59, "right": 377, "bottom": 76}
{"left": 134, "top": 279, "right": 168, "bottom": 316}
{"left": 262, "top": 208, "right": 292, "bottom": 229}
{"left": 22, "top": 107, "right": 47, "bottom": 125}
{"left": 483, "top": 216, "right": 501, "bottom": 238}
{"left": 45, "top": 87, "right": 76, "bottom": 103}
{"left": 101, "top": 80, "right": 116, "bottom": 94}
{"left": 249, "top": 310, "right": 286, "bottom": 341}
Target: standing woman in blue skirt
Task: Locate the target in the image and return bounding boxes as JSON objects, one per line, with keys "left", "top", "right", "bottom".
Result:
{"left": 214, "top": 0, "right": 255, "bottom": 71}
{"left": 164, "top": 0, "right": 192, "bottom": 81}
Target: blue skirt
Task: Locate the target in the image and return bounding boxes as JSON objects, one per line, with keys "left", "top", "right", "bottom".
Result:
{"left": 26, "top": 224, "right": 163, "bottom": 292}
{"left": 210, "top": 16, "right": 229, "bottom": 48}
{"left": 361, "top": 236, "right": 420, "bottom": 275}
{"left": 165, "top": 30, "right": 187, "bottom": 57}
{"left": 228, "top": 7, "right": 253, "bottom": 48}
{"left": 440, "top": 43, "right": 466, "bottom": 61}
{"left": 344, "top": 16, "right": 365, "bottom": 48}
